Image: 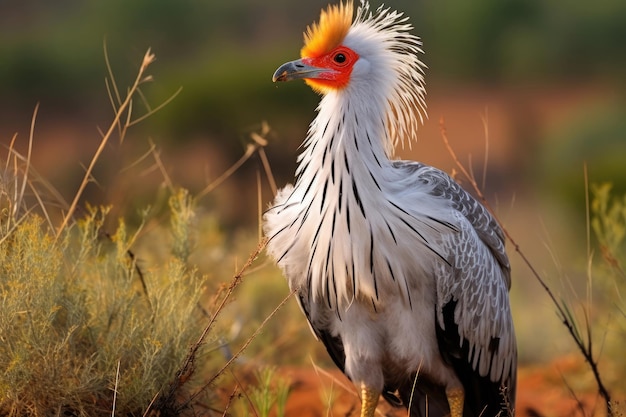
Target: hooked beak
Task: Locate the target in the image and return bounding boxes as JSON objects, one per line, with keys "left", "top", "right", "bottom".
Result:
{"left": 272, "top": 58, "right": 333, "bottom": 82}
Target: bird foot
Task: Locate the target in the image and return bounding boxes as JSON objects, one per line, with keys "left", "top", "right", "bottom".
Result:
{"left": 446, "top": 387, "right": 464, "bottom": 417}
{"left": 360, "top": 382, "right": 380, "bottom": 417}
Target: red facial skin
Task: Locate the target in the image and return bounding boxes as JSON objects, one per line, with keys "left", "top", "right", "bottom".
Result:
{"left": 303, "top": 46, "right": 359, "bottom": 91}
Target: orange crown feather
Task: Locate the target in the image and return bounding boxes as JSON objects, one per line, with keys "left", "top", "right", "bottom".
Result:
{"left": 301, "top": 1, "right": 354, "bottom": 58}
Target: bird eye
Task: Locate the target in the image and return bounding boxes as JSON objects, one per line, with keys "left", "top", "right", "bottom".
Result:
{"left": 333, "top": 53, "right": 346, "bottom": 64}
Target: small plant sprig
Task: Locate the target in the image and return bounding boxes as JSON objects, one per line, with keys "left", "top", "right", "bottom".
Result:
{"left": 249, "top": 367, "right": 290, "bottom": 417}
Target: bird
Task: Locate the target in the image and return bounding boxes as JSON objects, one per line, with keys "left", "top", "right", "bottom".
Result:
{"left": 263, "top": 1, "right": 517, "bottom": 417}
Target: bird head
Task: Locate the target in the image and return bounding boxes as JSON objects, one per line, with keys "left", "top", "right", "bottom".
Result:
{"left": 272, "top": 0, "right": 427, "bottom": 147}
{"left": 273, "top": 1, "right": 356, "bottom": 94}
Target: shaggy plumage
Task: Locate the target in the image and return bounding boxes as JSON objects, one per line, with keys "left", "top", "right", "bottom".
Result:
{"left": 264, "top": 2, "right": 517, "bottom": 416}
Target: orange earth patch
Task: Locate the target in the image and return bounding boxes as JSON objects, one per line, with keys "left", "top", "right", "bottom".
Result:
{"left": 271, "top": 355, "right": 621, "bottom": 417}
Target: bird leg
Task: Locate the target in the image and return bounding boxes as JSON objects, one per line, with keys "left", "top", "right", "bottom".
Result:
{"left": 446, "top": 387, "right": 464, "bottom": 417}
{"left": 360, "top": 382, "right": 380, "bottom": 417}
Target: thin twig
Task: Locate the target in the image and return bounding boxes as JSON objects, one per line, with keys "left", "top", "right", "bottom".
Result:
{"left": 147, "top": 138, "right": 175, "bottom": 192}
{"left": 142, "top": 390, "right": 160, "bottom": 417}
{"left": 196, "top": 125, "right": 274, "bottom": 201}
{"left": 221, "top": 384, "right": 240, "bottom": 417}
{"left": 149, "top": 239, "right": 269, "bottom": 415}
{"left": 4, "top": 133, "right": 18, "bottom": 172}
{"left": 112, "top": 360, "right": 121, "bottom": 417}
{"left": 128, "top": 87, "right": 183, "bottom": 127}
{"left": 257, "top": 147, "right": 277, "bottom": 196}
{"left": 196, "top": 144, "right": 257, "bottom": 200}
{"left": 56, "top": 49, "right": 156, "bottom": 240}
{"left": 119, "top": 139, "right": 156, "bottom": 173}
{"left": 558, "top": 370, "right": 587, "bottom": 417}
{"left": 196, "top": 238, "right": 267, "bottom": 361}
{"left": 103, "top": 39, "right": 122, "bottom": 108}
{"left": 184, "top": 262, "right": 294, "bottom": 408}
{"left": 15, "top": 103, "right": 37, "bottom": 217}
{"left": 229, "top": 370, "right": 259, "bottom": 417}
{"left": 406, "top": 360, "right": 423, "bottom": 417}
{"left": 251, "top": 122, "right": 277, "bottom": 196}
{"left": 310, "top": 359, "right": 356, "bottom": 396}
{"left": 257, "top": 170, "right": 263, "bottom": 240}
{"left": 479, "top": 108, "right": 490, "bottom": 191}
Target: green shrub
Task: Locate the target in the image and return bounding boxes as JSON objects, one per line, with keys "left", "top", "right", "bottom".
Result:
{"left": 0, "top": 191, "right": 207, "bottom": 416}
{"left": 0, "top": 46, "right": 293, "bottom": 416}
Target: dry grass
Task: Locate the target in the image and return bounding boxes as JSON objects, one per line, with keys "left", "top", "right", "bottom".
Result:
{"left": 0, "top": 47, "right": 291, "bottom": 417}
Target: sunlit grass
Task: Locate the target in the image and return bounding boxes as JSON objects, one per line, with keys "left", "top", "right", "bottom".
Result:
{"left": 0, "top": 47, "right": 300, "bottom": 417}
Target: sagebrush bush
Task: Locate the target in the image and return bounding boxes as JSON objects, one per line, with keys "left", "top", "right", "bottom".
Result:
{"left": 0, "top": 49, "right": 288, "bottom": 417}
{"left": 0, "top": 190, "right": 209, "bottom": 417}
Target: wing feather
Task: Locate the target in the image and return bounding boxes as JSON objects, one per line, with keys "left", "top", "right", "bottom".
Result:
{"left": 394, "top": 161, "right": 516, "bottom": 416}
{"left": 392, "top": 161, "right": 510, "bottom": 285}
{"left": 295, "top": 291, "right": 347, "bottom": 373}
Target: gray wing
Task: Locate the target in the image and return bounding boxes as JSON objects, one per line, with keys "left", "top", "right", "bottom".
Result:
{"left": 405, "top": 163, "right": 510, "bottom": 283}
{"left": 392, "top": 160, "right": 510, "bottom": 284}
{"left": 394, "top": 161, "right": 516, "bottom": 416}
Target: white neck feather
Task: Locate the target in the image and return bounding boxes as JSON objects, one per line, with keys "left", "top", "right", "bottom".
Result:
{"left": 264, "top": 2, "right": 443, "bottom": 312}
{"left": 280, "top": 87, "right": 443, "bottom": 312}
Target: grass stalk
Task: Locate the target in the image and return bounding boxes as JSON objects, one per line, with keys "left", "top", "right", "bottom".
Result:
{"left": 56, "top": 49, "right": 156, "bottom": 240}
{"left": 16, "top": 103, "right": 37, "bottom": 218}
{"left": 184, "top": 257, "right": 296, "bottom": 406}
{"left": 111, "top": 360, "right": 121, "bottom": 417}
{"left": 196, "top": 123, "right": 275, "bottom": 201}
{"left": 147, "top": 237, "right": 297, "bottom": 415}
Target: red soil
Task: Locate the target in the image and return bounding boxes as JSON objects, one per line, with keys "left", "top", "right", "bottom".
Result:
{"left": 273, "top": 355, "right": 621, "bottom": 417}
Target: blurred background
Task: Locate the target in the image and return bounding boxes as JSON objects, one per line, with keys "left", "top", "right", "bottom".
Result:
{"left": 1, "top": 0, "right": 625, "bottom": 368}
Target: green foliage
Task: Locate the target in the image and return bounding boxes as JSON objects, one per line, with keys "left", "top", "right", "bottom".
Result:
{"left": 244, "top": 367, "right": 290, "bottom": 417}
{"left": 589, "top": 183, "right": 626, "bottom": 393}
{"left": 0, "top": 193, "right": 207, "bottom": 416}
{"left": 0, "top": 44, "right": 295, "bottom": 416}
{"left": 592, "top": 183, "right": 626, "bottom": 272}
{"left": 537, "top": 100, "right": 626, "bottom": 210}
{"left": 420, "top": 0, "right": 626, "bottom": 83}
{"left": 2, "top": 0, "right": 625, "bottom": 139}
{"left": 591, "top": 183, "right": 626, "bottom": 340}
{"left": 169, "top": 188, "right": 195, "bottom": 262}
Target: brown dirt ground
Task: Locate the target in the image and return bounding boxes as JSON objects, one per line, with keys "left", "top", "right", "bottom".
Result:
{"left": 270, "top": 355, "right": 623, "bottom": 417}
